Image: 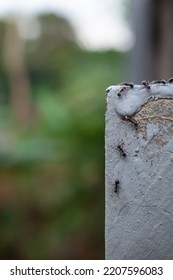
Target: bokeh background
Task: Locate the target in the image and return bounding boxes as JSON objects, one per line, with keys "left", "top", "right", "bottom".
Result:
{"left": 0, "top": 0, "right": 173, "bottom": 259}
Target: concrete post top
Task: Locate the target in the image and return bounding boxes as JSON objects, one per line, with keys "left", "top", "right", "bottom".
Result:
{"left": 106, "top": 79, "right": 173, "bottom": 118}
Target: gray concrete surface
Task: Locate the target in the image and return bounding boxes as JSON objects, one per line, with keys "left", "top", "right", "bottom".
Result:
{"left": 105, "top": 87, "right": 173, "bottom": 259}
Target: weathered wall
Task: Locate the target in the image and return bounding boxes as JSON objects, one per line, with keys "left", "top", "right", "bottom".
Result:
{"left": 105, "top": 85, "right": 173, "bottom": 259}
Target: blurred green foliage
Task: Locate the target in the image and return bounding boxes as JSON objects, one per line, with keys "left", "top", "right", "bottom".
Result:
{"left": 0, "top": 13, "right": 124, "bottom": 259}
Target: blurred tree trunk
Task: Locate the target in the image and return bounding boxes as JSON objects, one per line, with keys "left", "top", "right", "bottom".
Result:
{"left": 129, "top": 0, "right": 155, "bottom": 83}
{"left": 2, "top": 17, "right": 34, "bottom": 124}
{"left": 130, "top": 0, "right": 173, "bottom": 82}
{"left": 155, "top": 0, "right": 173, "bottom": 78}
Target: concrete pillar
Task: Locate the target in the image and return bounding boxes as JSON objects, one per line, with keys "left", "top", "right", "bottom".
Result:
{"left": 105, "top": 82, "right": 173, "bottom": 259}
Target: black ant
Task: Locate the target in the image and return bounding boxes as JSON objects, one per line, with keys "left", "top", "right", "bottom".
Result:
{"left": 142, "top": 80, "right": 150, "bottom": 90}
{"left": 117, "top": 142, "right": 126, "bottom": 157}
{"left": 114, "top": 179, "right": 120, "bottom": 193}
{"left": 120, "top": 82, "right": 134, "bottom": 88}
{"left": 117, "top": 86, "right": 126, "bottom": 97}
{"left": 168, "top": 77, "right": 173, "bottom": 83}
{"left": 151, "top": 79, "right": 166, "bottom": 84}
{"left": 117, "top": 83, "right": 134, "bottom": 97}
{"left": 142, "top": 80, "right": 147, "bottom": 86}
{"left": 124, "top": 116, "right": 138, "bottom": 128}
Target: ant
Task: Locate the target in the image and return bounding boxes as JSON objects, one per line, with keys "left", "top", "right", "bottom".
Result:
{"left": 124, "top": 116, "right": 138, "bottom": 128}
{"left": 114, "top": 179, "right": 120, "bottom": 193}
{"left": 168, "top": 77, "right": 173, "bottom": 83}
{"left": 142, "top": 80, "right": 150, "bottom": 90}
{"left": 117, "top": 142, "right": 126, "bottom": 157}
{"left": 120, "top": 82, "right": 134, "bottom": 88}
{"left": 151, "top": 79, "right": 166, "bottom": 84}
{"left": 117, "top": 83, "right": 134, "bottom": 97}
{"left": 117, "top": 86, "right": 126, "bottom": 97}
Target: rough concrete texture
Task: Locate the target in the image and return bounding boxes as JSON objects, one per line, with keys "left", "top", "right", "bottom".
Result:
{"left": 105, "top": 91, "right": 173, "bottom": 260}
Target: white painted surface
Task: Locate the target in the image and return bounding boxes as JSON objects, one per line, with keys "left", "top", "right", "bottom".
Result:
{"left": 106, "top": 83, "right": 173, "bottom": 117}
